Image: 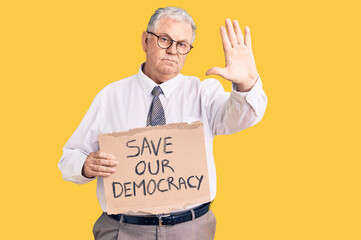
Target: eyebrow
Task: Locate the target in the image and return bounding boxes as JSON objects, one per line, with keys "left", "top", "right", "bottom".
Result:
{"left": 158, "top": 33, "right": 191, "bottom": 44}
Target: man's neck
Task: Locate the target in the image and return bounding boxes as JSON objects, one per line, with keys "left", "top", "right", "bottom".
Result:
{"left": 142, "top": 63, "right": 177, "bottom": 84}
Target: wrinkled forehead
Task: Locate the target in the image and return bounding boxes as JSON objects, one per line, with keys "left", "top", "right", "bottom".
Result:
{"left": 154, "top": 17, "right": 193, "bottom": 43}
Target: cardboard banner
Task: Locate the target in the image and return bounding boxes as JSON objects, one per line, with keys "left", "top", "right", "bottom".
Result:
{"left": 98, "top": 121, "right": 211, "bottom": 214}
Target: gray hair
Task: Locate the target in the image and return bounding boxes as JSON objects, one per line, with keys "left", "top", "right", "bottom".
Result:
{"left": 147, "top": 7, "right": 196, "bottom": 43}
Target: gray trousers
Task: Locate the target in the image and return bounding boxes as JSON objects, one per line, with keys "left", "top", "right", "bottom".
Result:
{"left": 93, "top": 210, "right": 217, "bottom": 240}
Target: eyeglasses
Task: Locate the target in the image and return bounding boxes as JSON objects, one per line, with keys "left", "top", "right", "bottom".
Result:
{"left": 147, "top": 31, "right": 193, "bottom": 55}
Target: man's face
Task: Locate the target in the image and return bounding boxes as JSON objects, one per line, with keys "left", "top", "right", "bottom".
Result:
{"left": 142, "top": 17, "right": 193, "bottom": 83}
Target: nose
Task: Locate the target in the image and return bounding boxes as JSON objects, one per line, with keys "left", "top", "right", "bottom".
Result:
{"left": 166, "top": 40, "right": 177, "bottom": 55}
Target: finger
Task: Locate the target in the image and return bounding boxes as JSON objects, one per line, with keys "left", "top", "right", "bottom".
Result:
{"left": 206, "top": 67, "right": 227, "bottom": 78}
{"left": 93, "top": 151, "right": 115, "bottom": 160}
{"left": 92, "top": 158, "right": 118, "bottom": 167}
{"left": 244, "top": 26, "right": 252, "bottom": 47}
{"left": 99, "top": 172, "right": 111, "bottom": 177}
{"left": 220, "top": 26, "right": 231, "bottom": 52}
{"left": 89, "top": 170, "right": 111, "bottom": 178}
{"left": 233, "top": 20, "right": 244, "bottom": 45}
{"left": 91, "top": 164, "right": 117, "bottom": 174}
{"left": 225, "top": 18, "right": 237, "bottom": 47}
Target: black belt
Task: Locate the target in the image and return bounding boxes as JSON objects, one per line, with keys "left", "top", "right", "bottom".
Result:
{"left": 108, "top": 202, "right": 211, "bottom": 226}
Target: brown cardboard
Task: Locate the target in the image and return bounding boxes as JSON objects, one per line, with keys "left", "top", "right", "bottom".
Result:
{"left": 98, "top": 121, "right": 211, "bottom": 215}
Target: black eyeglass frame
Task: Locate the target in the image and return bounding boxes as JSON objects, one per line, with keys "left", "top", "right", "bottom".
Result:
{"left": 147, "top": 31, "right": 194, "bottom": 55}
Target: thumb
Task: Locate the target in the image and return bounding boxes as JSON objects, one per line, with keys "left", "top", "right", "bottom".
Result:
{"left": 206, "top": 67, "right": 227, "bottom": 78}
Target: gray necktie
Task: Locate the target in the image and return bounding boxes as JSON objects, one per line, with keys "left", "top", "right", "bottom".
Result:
{"left": 146, "top": 86, "right": 166, "bottom": 126}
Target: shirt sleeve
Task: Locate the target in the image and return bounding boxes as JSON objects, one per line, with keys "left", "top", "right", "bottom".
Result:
{"left": 58, "top": 94, "right": 102, "bottom": 184}
{"left": 201, "top": 76, "right": 268, "bottom": 136}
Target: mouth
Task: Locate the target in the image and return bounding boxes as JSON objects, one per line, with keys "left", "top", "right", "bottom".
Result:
{"left": 163, "top": 58, "right": 177, "bottom": 64}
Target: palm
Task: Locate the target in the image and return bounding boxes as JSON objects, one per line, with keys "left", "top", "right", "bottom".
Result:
{"left": 206, "top": 19, "right": 258, "bottom": 91}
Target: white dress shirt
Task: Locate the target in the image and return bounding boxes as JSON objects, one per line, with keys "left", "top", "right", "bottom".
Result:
{"left": 58, "top": 64, "right": 268, "bottom": 213}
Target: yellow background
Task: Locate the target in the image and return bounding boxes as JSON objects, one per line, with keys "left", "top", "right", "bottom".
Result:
{"left": 1, "top": 0, "right": 360, "bottom": 239}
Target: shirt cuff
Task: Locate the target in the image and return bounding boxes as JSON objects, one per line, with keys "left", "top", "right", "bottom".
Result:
{"left": 231, "top": 76, "right": 262, "bottom": 101}
{"left": 75, "top": 151, "right": 96, "bottom": 183}
{"left": 230, "top": 76, "right": 265, "bottom": 116}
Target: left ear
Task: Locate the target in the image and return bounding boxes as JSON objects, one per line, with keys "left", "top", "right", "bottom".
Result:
{"left": 141, "top": 31, "right": 148, "bottom": 52}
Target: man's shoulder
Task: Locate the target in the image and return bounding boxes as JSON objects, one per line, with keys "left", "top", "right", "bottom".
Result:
{"left": 104, "top": 74, "right": 138, "bottom": 90}
{"left": 91, "top": 73, "right": 138, "bottom": 102}
{"left": 180, "top": 74, "right": 201, "bottom": 86}
{"left": 181, "top": 74, "right": 221, "bottom": 88}
{"left": 98, "top": 74, "right": 137, "bottom": 93}
{"left": 182, "top": 74, "right": 199, "bottom": 81}
{"left": 182, "top": 74, "right": 220, "bottom": 83}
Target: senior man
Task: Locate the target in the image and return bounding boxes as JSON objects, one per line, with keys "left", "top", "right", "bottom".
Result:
{"left": 59, "top": 6, "right": 267, "bottom": 240}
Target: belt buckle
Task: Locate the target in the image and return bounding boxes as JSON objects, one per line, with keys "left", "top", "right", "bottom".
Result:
{"left": 157, "top": 214, "right": 170, "bottom": 226}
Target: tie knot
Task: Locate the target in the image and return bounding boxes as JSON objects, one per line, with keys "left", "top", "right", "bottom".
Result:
{"left": 152, "top": 86, "right": 163, "bottom": 97}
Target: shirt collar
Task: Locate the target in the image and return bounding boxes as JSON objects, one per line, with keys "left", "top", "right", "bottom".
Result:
{"left": 137, "top": 63, "right": 182, "bottom": 99}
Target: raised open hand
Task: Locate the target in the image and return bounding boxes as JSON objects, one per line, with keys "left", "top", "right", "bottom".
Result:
{"left": 206, "top": 19, "right": 259, "bottom": 92}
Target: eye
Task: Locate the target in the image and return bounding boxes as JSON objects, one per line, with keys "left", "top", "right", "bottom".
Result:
{"left": 160, "top": 37, "right": 170, "bottom": 42}
{"left": 178, "top": 42, "right": 187, "bottom": 48}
